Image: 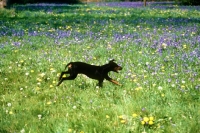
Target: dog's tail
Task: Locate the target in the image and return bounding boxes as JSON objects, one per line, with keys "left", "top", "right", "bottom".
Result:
{"left": 65, "top": 63, "right": 72, "bottom": 70}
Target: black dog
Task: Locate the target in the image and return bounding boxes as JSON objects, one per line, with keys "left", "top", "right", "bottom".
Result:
{"left": 57, "top": 59, "right": 122, "bottom": 87}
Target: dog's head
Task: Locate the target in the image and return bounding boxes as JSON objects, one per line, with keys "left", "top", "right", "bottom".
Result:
{"left": 109, "top": 59, "right": 122, "bottom": 73}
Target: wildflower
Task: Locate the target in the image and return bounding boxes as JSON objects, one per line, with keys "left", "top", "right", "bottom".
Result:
{"left": 135, "top": 87, "right": 142, "bottom": 91}
{"left": 141, "top": 120, "right": 145, "bottom": 125}
{"left": 181, "top": 85, "right": 185, "bottom": 89}
{"left": 37, "top": 78, "right": 42, "bottom": 82}
{"left": 50, "top": 85, "right": 53, "bottom": 88}
{"left": 183, "top": 44, "right": 187, "bottom": 49}
{"left": 47, "top": 101, "right": 52, "bottom": 105}
{"left": 161, "top": 43, "right": 167, "bottom": 49}
{"left": 161, "top": 93, "right": 165, "bottom": 97}
{"left": 25, "top": 72, "right": 29, "bottom": 76}
{"left": 39, "top": 73, "right": 45, "bottom": 77}
{"left": 38, "top": 114, "right": 42, "bottom": 119}
{"left": 149, "top": 120, "right": 154, "bottom": 125}
{"left": 120, "top": 120, "right": 126, "bottom": 124}
{"left": 182, "top": 80, "right": 186, "bottom": 84}
{"left": 143, "top": 117, "right": 149, "bottom": 122}
{"left": 149, "top": 116, "right": 154, "bottom": 121}
{"left": 118, "top": 115, "right": 124, "bottom": 119}
{"left": 9, "top": 111, "right": 13, "bottom": 115}
{"left": 171, "top": 84, "right": 175, "bottom": 87}
{"left": 158, "top": 86, "right": 163, "bottom": 90}
{"left": 62, "top": 74, "right": 67, "bottom": 78}
{"left": 31, "top": 70, "right": 34, "bottom": 73}
{"left": 80, "top": 131, "right": 84, "bottom": 133}
{"left": 20, "top": 128, "right": 25, "bottom": 133}
{"left": 132, "top": 113, "right": 138, "bottom": 118}
{"left": 68, "top": 129, "right": 72, "bottom": 132}
{"left": 7, "top": 103, "right": 12, "bottom": 107}
{"left": 106, "top": 115, "right": 110, "bottom": 119}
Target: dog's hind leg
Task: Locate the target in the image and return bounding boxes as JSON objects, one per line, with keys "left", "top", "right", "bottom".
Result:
{"left": 57, "top": 74, "right": 77, "bottom": 86}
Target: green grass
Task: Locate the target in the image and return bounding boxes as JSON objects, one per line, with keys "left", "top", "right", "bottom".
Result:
{"left": 0, "top": 3, "right": 200, "bottom": 133}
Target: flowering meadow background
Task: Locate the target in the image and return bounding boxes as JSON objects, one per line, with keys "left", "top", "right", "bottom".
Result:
{"left": 0, "top": 2, "right": 200, "bottom": 133}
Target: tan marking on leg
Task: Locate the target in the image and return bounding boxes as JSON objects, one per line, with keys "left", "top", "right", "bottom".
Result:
{"left": 110, "top": 79, "right": 122, "bottom": 86}
{"left": 68, "top": 64, "right": 72, "bottom": 68}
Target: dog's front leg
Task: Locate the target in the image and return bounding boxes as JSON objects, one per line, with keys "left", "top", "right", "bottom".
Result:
{"left": 105, "top": 75, "right": 122, "bottom": 86}
{"left": 98, "top": 79, "right": 104, "bottom": 87}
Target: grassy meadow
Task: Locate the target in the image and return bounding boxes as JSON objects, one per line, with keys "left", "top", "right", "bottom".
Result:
{"left": 0, "top": 2, "right": 200, "bottom": 133}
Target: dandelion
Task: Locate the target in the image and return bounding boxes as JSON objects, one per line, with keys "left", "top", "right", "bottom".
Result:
{"left": 143, "top": 117, "right": 149, "bottom": 122}
{"left": 68, "top": 129, "right": 72, "bottom": 132}
{"left": 149, "top": 120, "right": 154, "bottom": 125}
{"left": 9, "top": 111, "right": 13, "bottom": 115}
{"left": 181, "top": 85, "right": 185, "bottom": 89}
{"left": 149, "top": 116, "right": 154, "bottom": 121}
{"left": 141, "top": 120, "right": 145, "bottom": 125}
{"left": 120, "top": 120, "right": 126, "bottom": 124}
{"left": 50, "top": 85, "right": 53, "bottom": 88}
{"left": 132, "top": 113, "right": 138, "bottom": 118}
{"left": 106, "top": 115, "right": 110, "bottom": 119}
{"left": 62, "top": 74, "right": 67, "bottom": 78}
{"left": 53, "top": 80, "right": 56, "bottom": 84}
{"left": 135, "top": 87, "right": 142, "bottom": 91}
{"left": 47, "top": 101, "right": 52, "bottom": 105}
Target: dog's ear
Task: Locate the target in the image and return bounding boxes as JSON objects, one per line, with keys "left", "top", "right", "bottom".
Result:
{"left": 109, "top": 59, "right": 115, "bottom": 63}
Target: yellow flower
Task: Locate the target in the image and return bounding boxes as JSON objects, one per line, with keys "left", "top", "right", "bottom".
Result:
{"left": 62, "top": 74, "right": 67, "bottom": 78}
{"left": 143, "top": 117, "right": 149, "bottom": 122}
{"left": 68, "top": 129, "right": 72, "bottom": 132}
{"left": 50, "top": 85, "right": 53, "bottom": 88}
{"left": 47, "top": 101, "right": 52, "bottom": 105}
{"left": 31, "top": 70, "right": 34, "bottom": 73}
{"left": 149, "top": 120, "right": 154, "bottom": 125}
{"left": 106, "top": 115, "right": 110, "bottom": 119}
{"left": 50, "top": 68, "right": 54, "bottom": 71}
{"left": 9, "top": 111, "right": 13, "bottom": 115}
{"left": 120, "top": 120, "right": 126, "bottom": 124}
{"left": 141, "top": 121, "right": 145, "bottom": 125}
{"left": 118, "top": 115, "right": 123, "bottom": 119}
{"left": 149, "top": 116, "right": 154, "bottom": 121}
{"left": 132, "top": 113, "right": 137, "bottom": 118}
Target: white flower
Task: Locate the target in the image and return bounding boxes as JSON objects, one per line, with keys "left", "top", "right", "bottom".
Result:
{"left": 38, "top": 114, "right": 42, "bottom": 119}
{"left": 7, "top": 103, "right": 12, "bottom": 107}
{"left": 158, "top": 86, "right": 163, "bottom": 90}
{"left": 20, "top": 128, "right": 25, "bottom": 133}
